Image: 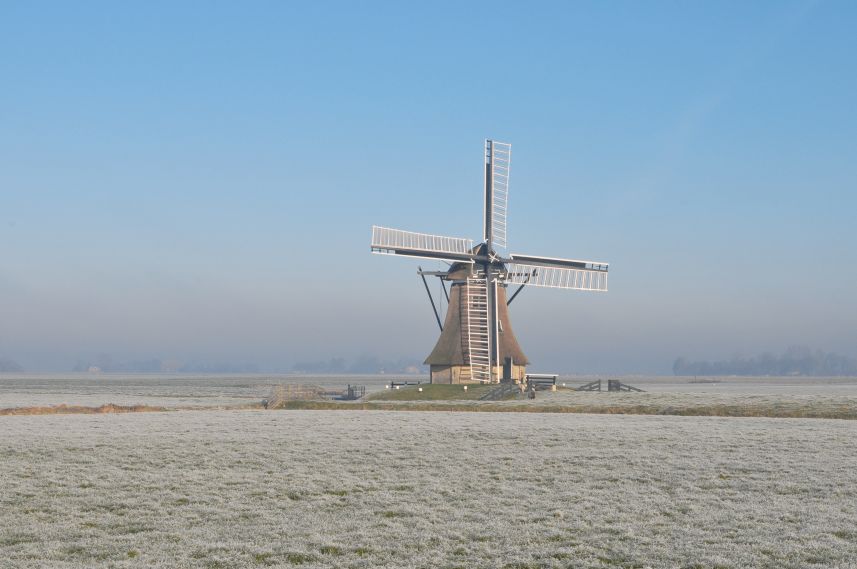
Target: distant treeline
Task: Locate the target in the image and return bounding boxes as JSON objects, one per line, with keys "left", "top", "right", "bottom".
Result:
{"left": 68, "top": 353, "right": 423, "bottom": 374}
{"left": 673, "top": 347, "right": 857, "bottom": 376}
{"left": 0, "top": 357, "right": 23, "bottom": 372}
{"left": 293, "top": 356, "right": 424, "bottom": 375}
{"left": 72, "top": 356, "right": 259, "bottom": 373}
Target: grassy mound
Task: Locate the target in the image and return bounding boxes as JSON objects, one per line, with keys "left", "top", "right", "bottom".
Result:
{"left": 368, "top": 384, "right": 497, "bottom": 401}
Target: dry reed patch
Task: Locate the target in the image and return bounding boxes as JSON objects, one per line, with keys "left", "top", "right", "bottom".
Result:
{"left": 0, "top": 403, "right": 166, "bottom": 416}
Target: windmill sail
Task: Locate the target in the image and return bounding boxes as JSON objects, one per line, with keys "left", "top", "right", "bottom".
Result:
{"left": 506, "top": 254, "right": 608, "bottom": 291}
{"left": 484, "top": 140, "right": 511, "bottom": 251}
{"left": 371, "top": 226, "right": 475, "bottom": 263}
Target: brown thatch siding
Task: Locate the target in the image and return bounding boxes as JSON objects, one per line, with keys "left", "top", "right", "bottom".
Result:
{"left": 425, "top": 283, "right": 529, "bottom": 366}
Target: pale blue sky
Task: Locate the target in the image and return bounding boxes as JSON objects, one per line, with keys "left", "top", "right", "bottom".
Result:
{"left": 1, "top": 1, "right": 855, "bottom": 372}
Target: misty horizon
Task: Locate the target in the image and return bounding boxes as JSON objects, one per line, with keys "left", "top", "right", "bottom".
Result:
{"left": 3, "top": 346, "right": 857, "bottom": 378}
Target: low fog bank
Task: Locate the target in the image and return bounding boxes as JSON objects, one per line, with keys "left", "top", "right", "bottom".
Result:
{"left": 7, "top": 346, "right": 857, "bottom": 378}
{"left": 291, "top": 356, "right": 424, "bottom": 375}
{"left": 674, "top": 346, "right": 857, "bottom": 377}
{"left": 70, "top": 356, "right": 260, "bottom": 374}
{"left": 9, "top": 354, "right": 427, "bottom": 375}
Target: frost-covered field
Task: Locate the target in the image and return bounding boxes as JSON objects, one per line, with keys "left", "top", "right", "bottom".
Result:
{"left": 0, "top": 374, "right": 393, "bottom": 409}
{"left": 2, "top": 410, "right": 856, "bottom": 568}
{"left": 2, "top": 374, "right": 857, "bottom": 413}
{"left": 543, "top": 388, "right": 857, "bottom": 415}
{"left": 409, "top": 389, "right": 857, "bottom": 419}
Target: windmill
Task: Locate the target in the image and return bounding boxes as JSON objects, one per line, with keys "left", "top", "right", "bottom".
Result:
{"left": 370, "top": 140, "right": 609, "bottom": 384}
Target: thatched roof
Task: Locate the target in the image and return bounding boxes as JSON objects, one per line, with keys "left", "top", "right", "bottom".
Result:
{"left": 425, "top": 283, "right": 529, "bottom": 366}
